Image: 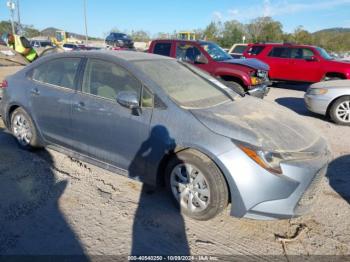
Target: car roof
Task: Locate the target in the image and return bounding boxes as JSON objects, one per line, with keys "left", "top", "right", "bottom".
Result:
{"left": 249, "top": 43, "right": 318, "bottom": 49}
{"left": 152, "top": 39, "right": 214, "bottom": 45}
{"left": 40, "top": 50, "right": 173, "bottom": 62}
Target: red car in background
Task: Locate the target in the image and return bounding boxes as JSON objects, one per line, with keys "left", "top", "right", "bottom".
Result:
{"left": 243, "top": 43, "right": 350, "bottom": 83}
{"left": 148, "top": 39, "right": 271, "bottom": 98}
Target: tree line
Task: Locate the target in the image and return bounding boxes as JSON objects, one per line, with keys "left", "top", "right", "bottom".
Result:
{"left": 1, "top": 17, "right": 349, "bottom": 52}
{"left": 119, "top": 17, "right": 350, "bottom": 53}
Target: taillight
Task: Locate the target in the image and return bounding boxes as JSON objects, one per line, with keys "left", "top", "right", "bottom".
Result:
{"left": 0, "top": 80, "right": 8, "bottom": 89}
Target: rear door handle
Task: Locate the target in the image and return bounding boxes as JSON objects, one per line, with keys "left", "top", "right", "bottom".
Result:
{"left": 73, "top": 101, "right": 86, "bottom": 111}
{"left": 30, "top": 87, "right": 40, "bottom": 96}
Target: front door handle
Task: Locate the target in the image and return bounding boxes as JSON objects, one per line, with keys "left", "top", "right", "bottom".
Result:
{"left": 30, "top": 87, "right": 40, "bottom": 96}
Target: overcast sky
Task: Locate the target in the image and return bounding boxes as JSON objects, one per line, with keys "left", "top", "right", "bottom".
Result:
{"left": 0, "top": 0, "right": 349, "bottom": 37}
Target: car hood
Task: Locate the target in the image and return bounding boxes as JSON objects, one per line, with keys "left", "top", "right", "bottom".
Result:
{"left": 190, "top": 97, "right": 320, "bottom": 152}
{"left": 327, "top": 59, "right": 350, "bottom": 66}
{"left": 311, "top": 80, "right": 350, "bottom": 89}
{"left": 222, "top": 58, "right": 270, "bottom": 71}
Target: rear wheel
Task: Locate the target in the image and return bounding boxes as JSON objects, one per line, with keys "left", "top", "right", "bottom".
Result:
{"left": 11, "top": 107, "right": 41, "bottom": 149}
{"left": 165, "top": 150, "right": 229, "bottom": 221}
{"left": 329, "top": 96, "right": 350, "bottom": 126}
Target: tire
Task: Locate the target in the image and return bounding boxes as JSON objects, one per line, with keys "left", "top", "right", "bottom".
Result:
{"left": 10, "top": 107, "right": 42, "bottom": 149}
{"left": 222, "top": 80, "right": 246, "bottom": 96}
{"left": 165, "top": 150, "right": 229, "bottom": 221}
{"left": 329, "top": 96, "right": 350, "bottom": 126}
{"left": 324, "top": 76, "right": 341, "bottom": 81}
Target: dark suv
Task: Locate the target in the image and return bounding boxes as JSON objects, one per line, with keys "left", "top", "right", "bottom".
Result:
{"left": 243, "top": 43, "right": 350, "bottom": 83}
{"left": 105, "top": 33, "right": 134, "bottom": 49}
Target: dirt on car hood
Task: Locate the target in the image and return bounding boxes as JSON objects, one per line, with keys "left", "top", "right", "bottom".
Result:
{"left": 190, "top": 97, "right": 320, "bottom": 152}
{"left": 222, "top": 58, "right": 270, "bottom": 71}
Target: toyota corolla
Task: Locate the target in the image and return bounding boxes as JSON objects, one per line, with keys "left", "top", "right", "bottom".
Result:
{"left": 0, "top": 51, "right": 330, "bottom": 220}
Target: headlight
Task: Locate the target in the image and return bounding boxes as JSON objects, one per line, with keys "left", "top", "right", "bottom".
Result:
{"left": 237, "top": 143, "right": 318, "bottom": 175}
{"left": 307, "top": 88, "right": 328, "bottom": 95}
{"left": 257, "top": 70, "right": 267, "bottom": 78}
{"left": 238, "top": 145, "right": 283, "bottom": 174}
{"left": 250, "top": 77, "right": 262, "bottom": 85}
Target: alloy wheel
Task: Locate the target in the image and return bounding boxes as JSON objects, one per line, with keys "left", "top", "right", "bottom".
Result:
{"left": 336, "top": 100, "right": 350, "bottom": 123}
{"left": 12, "top": 114, "right": 33, "bottom": 146}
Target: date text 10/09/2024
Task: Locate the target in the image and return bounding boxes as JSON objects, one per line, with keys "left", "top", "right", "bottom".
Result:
{"left": 128, "top": 256, "right": 219, "bottom": 261}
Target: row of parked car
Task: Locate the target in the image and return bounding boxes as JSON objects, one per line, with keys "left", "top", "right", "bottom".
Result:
{"left": 147, "top": 39, "right": 350, "bottom": 126}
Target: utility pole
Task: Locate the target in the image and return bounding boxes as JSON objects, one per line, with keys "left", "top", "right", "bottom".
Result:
{"left": 6, "top": 0, "right": 16, "bottom": 36}
{"left": 83, "top": 0, "right": 88, "bottom": 45}
{"left": 16, "top": 0, "right": 21, "bottom": 32}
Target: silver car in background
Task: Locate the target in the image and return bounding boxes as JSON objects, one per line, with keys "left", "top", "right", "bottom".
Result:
{"left": 305, "top": 80, "right": 350, "bottom": 125}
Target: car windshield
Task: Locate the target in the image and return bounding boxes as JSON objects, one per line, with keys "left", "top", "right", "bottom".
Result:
{"left": 200, "top": 42, "right": 232, "bottom": 61}
{"left": 134, "top": 59, "right": 234, "bottom": 108}
{"left": 316, "top": 47, "right": 333, "bottom": 60}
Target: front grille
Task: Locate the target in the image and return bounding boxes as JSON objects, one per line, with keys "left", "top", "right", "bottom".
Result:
{"left": 294, "top": 167, "right": 326, "bottom": 214}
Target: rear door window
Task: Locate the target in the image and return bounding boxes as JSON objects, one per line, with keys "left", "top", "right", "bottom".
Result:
{"left": 82, "top": 59, "right": 142, "bottom": 101}
{"left": 268, "top": 47, "right": 290, "bottom": 58}
{"left": 232, "top": 45, "right": 248, "bottom": 54}
{"left": 290, "top": 48, "right": 315, "bottom": 59}
{"left": 153, "top": 43, "right": 172, "bottom": 57}
{"left": 32, "top": 58, "right": 81, "bottom": 89}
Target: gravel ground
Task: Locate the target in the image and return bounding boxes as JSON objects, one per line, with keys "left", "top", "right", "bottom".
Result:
{"left": 0, "top": 79, "right": 349, "bottom": 260}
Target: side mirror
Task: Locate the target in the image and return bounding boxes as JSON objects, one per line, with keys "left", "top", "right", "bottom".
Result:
{"left": 305, "top": 56, "right": 318, "bottom": 62}
{"left": 195, "top": 54, "right": 208, "bottom": 64}
{"left": 116, "top": 91, "right": 140, "bottom": 112}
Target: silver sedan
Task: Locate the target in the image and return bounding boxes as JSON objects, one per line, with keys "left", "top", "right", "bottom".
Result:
{"left": 305, "top": 80, "right": 350, "bottom": 125}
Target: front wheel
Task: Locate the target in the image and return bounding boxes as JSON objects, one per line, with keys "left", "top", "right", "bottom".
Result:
{"left": 165, "top": 150, "right": 229, "bottom": 221}
{"left": 222, "top": 80, "right": 246, "bottom": 96}
{"left": 329, "top": 96, "right": 350, "bottom": 126}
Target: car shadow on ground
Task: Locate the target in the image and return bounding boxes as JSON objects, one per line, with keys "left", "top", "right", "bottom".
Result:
{"left": 275, "top": 97, "right": 329, "bottom": 122}
{"left": 0, "top": 127, "right": 87, "bottom": 257}
{"left": 327, "top": 154, "right": 350, "bottom": 205}
{"left": 129, "top": 126, "right": 190, "bottom": 256}
{"left": 272, "top": 82, "right": 311, "bottom": 92}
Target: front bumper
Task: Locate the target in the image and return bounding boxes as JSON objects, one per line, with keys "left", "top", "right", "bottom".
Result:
{"left": 216, "top": 138, "right": 330, "bottom": 220}
{"left": 304, "top": 93, "right": 330, "bottom": 115}
{"left": 247, "top": 83, "right": 271, "bottom": 98}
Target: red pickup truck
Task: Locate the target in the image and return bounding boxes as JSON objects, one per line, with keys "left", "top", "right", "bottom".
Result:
{"left": 148, "top": 39, "right": 271, "bottom": 98}
{"left": 243, "top": 43, "right": 350, "bottom": 83}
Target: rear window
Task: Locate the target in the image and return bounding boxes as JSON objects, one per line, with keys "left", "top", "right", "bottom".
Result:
{"left": 246, "top": 45, "right": 265, "bottom": 55}
{"left": 32, "top": 58, "right": 80, "bottom": 89}
{"left": 232, "top": 45, "right": 248, "bottom": 54}
{"left": 153, "top": 43, "right": 171, "bottom": 57}
{"left": 268, "top": 47, "right": 290, "bottom": 58}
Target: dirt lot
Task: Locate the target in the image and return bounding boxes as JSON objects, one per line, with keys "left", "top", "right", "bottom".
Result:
{"left": 0, "top": 77, "right": 349, "bottom": 260}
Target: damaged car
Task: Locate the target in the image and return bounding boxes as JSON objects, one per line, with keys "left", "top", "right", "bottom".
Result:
{"left": 148, "top": 39, "right": 271, "bottom": 98}
{"left": 0, "top": 51, "right": 330, "bottom": 220}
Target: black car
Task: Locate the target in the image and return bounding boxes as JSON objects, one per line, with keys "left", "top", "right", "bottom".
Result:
{"left": 105, "top": 33, "right": 134, "bottom": 49}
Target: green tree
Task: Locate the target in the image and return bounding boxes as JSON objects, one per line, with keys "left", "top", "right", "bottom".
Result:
{"left": 293, "top": 26, "right": 312, "bottom": 44}
{"left": 131, "top": 30, "right": 150, "bottom": 42}
{"left": 219, "top": 20, "right": 244, "bottom": 47}
{"left": 247, "top": 17, "right": 283, "bottom": 42}
{"left": 23, "top": 25, "right": 40, "bottom": 38}
{"left": 203, "top": 21, "right": 222, "bottom": 41}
